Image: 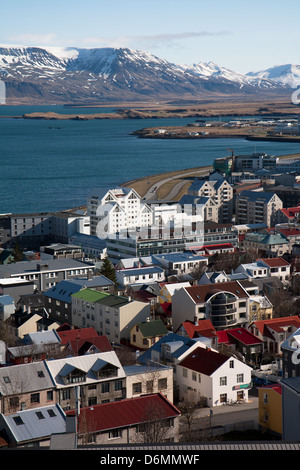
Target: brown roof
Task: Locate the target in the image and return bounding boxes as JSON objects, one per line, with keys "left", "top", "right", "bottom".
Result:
{"left": 179, "top": 346, "right": 228, "bottom": 376}
{"left": 180, "top": 319, "right": 217, "bottom": 339}
{"left": 185, "top": 281, "right": 249, "bottom": 303}
{"left": 252, "top": 316, "right": 300, "bottom": 337}
{"left": 257, "top": 257, "right": 290, "bottom": 268}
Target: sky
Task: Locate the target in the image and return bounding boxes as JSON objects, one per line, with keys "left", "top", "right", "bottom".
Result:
{"left": 0, "top": 0, "right": 299, "bottom": 74}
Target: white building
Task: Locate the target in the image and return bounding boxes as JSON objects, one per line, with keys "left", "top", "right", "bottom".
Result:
{"left": 177, "top": 345, "right": 252, "bottom": 406}
{"left": 87, "top": 188, "right": 153, "bottom": 237}
{"left": 116, "top": 265, "right": 165, "bottom": 288}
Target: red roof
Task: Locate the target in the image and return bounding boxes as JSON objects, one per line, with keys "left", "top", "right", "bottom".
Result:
{"left": 179, "top": 346, "right": 229, "bottom": 376}
{"left": 66, "top": 394, "right": 180, "bottom": 433}
{"left": 217, "top": 327, "right": 263, "bottom": 346}
{"left": 258, "top": 384, "right": 282, "bottom": 395}
{"left": 68, "top": 336, "right": 113, "bottom": 354}
{"left": 184, "top": 281, "right": 249, "bottom": 303}
{"left": 279, "top": 207, "right": 300, "bottom": 219}
{"left": 181, "top": 319, "right": 217, "bottom": 339}
{"left": 56, "top": 327, "right": 100, "bottom": 345}
{"left": 252, "top": 316, "right": 300, "bottom": 337}
{"left": 257, "top": 257, "right": 290, "bottom": 268}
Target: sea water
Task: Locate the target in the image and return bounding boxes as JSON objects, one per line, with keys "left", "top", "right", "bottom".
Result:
{"left": 1, "top": 105, "right": 300, "bottom": 214}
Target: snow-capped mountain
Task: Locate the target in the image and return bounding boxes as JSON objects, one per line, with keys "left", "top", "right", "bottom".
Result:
{"left": 247, "top": 64, "right": 300, "bottom": 88}
{"left": 0, "top": 45, "right": 292, "bottom": 104}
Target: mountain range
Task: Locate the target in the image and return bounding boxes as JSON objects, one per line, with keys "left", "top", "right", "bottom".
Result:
{"left": 0, "top": 45, "right": 298, "bottom": 104}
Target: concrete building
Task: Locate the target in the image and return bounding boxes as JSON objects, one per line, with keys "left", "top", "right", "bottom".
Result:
{"left": 71, "top": 288, "right": 151, "bottom": 344}
{"left": 235, "top": 190, "right": 283, "bottom": 227}
{"left": 188, "top": 178, "right": 233, "bottom": 223}
{"left": 0, "top": 259, "right": 95, "bottom": 292}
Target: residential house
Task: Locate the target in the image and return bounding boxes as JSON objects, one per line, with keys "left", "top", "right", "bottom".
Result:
{"left": 249, "top": 316, "right": 300, "bottom": 357}
{"left": 158, "top": 281, "right": 191, "bottom": 304}
{"left": 0, "top": 404, "right": 66, "bottom": 448}
{"left": 248, "top": 295, "right": 273, "bottom": 322}
{"left": 115, "top": 265, "right": 165, "bottom": 288}
{"left": 40, "top": 243, "right": 83, "bottom": 260}
{"left": 216, "top": 327, "right": 263, "bottom": 365}
{"left": 258, "top": 384, "right": 282, "bottom": 437}
{"left": 154, "top": 252, "right": 208, "bottom": 278}
{"left": 130, "top": 319, "right": 168, "bottom": 350}
{"left": 69, "top": 232, "right": 107, "bottom": 260}
{"left": 177, "top": 346, "right": 252, "bottom": 406}
{"left": 243, "top": 231, "right": 289, "bottom": 257}
{"left": 198, "top": 270, "right": 229, "bottom": 285}
{"left": 0, "top": 361, "right": 57, "bottom": 414}
{"left": 124, "top": 363, "right": 173, "bottom": 403}
{"left": 71, "top": 288, "right": 150, "bottom": 345}
{"left": 175, "top": 318, "right": 218, "bottom": 350}
{"left": 15, "top": 312, "right": 60, "bottom": 339}
{"left": 0, "top": 259, "right": 95, "bottom": 292}
{"left": 56, "top": 326, "right": 113, "bottom": 356}
{"left": 171, "top": 281, "right": 250, "bottom": 332}
{"left": 235, "top": 190, "right": 283, "bottom": 227}
{"left": 45, "top": 351, "right": 126, "bottom": 410}
{"left": 257, "top": 257, "right": 291, "bottom": 283}
{"left": 179, "top": 194, "right": 219, "bottom": 223}
{"left": 272, "top": 205, "right": 300, "bottom": 225}
{"left": 43, "top": 275, "right": 115, "bottom": 324}
{"left": 65, "top": 394, "right": 180, "bottom": 445}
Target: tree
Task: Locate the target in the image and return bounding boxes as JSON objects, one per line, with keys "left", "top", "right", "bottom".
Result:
{"left": 99, "top": 257, "right": 117, "bottom": 285}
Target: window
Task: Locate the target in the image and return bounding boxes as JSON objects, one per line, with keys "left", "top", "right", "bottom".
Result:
{"left": 132, "top": 382, "right": 142, "bottom": 394}
{"left": 13, "top": 416, "right": 24, "bottom": 426}
{"left": 47, "top": 390, "right": 53, "bottom": 401}
{"left": 182, "top": 368, "right": 188, "bottom": 378}
{"left": 109, "top": 429, "right": 122, "bottom": 439}
{"left": 101, "top": 382, "right": 110, "bottom": 393}
{"left": 36, "top": 411, "right": 45, "bottom": 420}
{"left": 47, "top": 409, "right": 56, "bottom": 417}
{"left": 263, "top": 393, "right": 269, "bottom": 404}
{"left": 220, "top": 376, "right": 227, "bottom": 386}
{"left": 30, "top": 393, "right": 40, "bottom": 404}
{"left": 114, "top": 380, "right": 123, "bottom": 391}
{"left": 229, "top": 360, "right": 234, "bottom": 368}
{"left": 158, "top": 378, "right": 167, "bottom": 390}
{"left": 237, "top": 373, "right": 244, "bottom": 383}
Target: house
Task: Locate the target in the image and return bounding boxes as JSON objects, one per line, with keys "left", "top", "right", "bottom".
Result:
{"left": 175, "top": 318, "right": 218, "bottom": 350}
{"left": 154, "top": 252, "right": 208, "bottom": 278}
{"left": 179, "top": 194, "right": 219, "bottom": 223}
{"left": 258, "top": 384, "right": 282, "bottom": 437}
{"left": 171, "top": 281, "right": 250, "bottom": 332}
{"left": 56, "top": 326, "right": 113, "bottom": 356}
{"left": 249, "top": 316, "right": 300, "bottom": 357}
{"left": 15, "top": 312, "right": 60, "bottom": 339}
{"left": 216, "top": 327, "right": 263, "bottom": 365}
{"left": 158, "top": 281, "right": 191, "bottom": 304}
{"left": 188, "top": 178, "right": 233, "bottom": 223}
{"left": 124, "top": 363, "right": 173, "bottom": 403}
{"left": 45, "top": 351, "right": 126, "bottom": 410}
{"left": 65, "top": 394, "right": 181, "bottom": 445}
{"left": 248, "top": 295, "right": 273, "bottom": 322}
{"left": 69, "top": 232, "right": 107, "bottom": 259}
{"left": 243, "top": 231, "right": 289, "bottom": 257}
{"left": 177, "top": 346, "right": 252, "bottom": 406}
{"left": 257, "top": 257, "right": 291, "bottom": 283}
{"left": 115, "top": 265, "right": 165, "bottom": 288}
{"left": 71, "top": 288, "right": 151, "bottom": 345}
{"left": 0, "top": 277, "right": 36, "bottom": 304}
{"left": 0, "top": 361, "right": 57, "bottom": 414}
{"left": 198, "top": 270, "right": 229, "bottom": 285}
{"left": 0, "top": 404, "right": 66, "bottom": 448}
{"left": 130, "top": 319, "right": 168, "bottom": 350}
{"left": 273, "top": 205, "right": 300, "bottom": 225}
{"left": 235, "top": 190, "right": 283, "bottom": 227}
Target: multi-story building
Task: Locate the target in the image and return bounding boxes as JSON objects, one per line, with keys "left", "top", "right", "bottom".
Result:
{"left": 0, "top": 259, "right": 95, "bottom": 292}
{"left": 87, "top": 187, "right": 153, "bottom": 238}
{"left": 71, "top": 288, "right": 150, "bottom": 344}
{"left": 188, "top": 178, "right": 233, "bottom": 223}
{"left": 172, "top": 281, "right": 250, "bottom": 332}
{"left": 235, "top": 190, "right": 283, "bottom": 227}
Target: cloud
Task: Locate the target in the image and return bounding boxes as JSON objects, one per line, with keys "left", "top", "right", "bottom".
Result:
{"left": 6, "top": 33, "right": 57, "bottom": 46}
{"left": 82, "top": 31, "right": 232, "bottom": 49}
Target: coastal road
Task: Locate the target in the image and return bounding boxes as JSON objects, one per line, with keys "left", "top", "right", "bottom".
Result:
{"left": 143, "top": 166, "right": 211, "bottom": 201}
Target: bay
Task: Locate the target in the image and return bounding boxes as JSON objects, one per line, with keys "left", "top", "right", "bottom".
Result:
{"left": 1, "top": 105, "right": 300, "bottom": 214}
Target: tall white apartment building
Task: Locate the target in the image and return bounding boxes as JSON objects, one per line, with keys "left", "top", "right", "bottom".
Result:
{"left": 88, "top": 188, "right": 153, "bottom": 237}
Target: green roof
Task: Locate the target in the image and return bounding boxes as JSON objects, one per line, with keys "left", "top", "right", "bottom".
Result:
{"left": 137, "top": 319, "right": 168, "bottom": 338}
{"left": 72, "top": 288, "right": 130, "bottom": 307}
{"left": 71, "top": 289, "right": 109, "bottom": 303}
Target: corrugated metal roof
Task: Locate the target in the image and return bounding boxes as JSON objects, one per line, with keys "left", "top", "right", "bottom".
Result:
{"left": 3, "top": 404, "right": 66, "bottom": 444}
{"left": 179, "top": 346, "right": 229, "bottom": 376}
{"left": 0, "top": 362, "right": 54, "bottom": 395}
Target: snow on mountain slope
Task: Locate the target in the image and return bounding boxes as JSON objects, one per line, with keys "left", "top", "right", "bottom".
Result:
{"left": 247, "top": 64, "right": 300, "bottom": 88}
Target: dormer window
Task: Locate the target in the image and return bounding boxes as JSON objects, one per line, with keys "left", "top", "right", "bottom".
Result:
{"left": 92, "top": 358, "right": 119, "bottom": 379}
{"left": 59, "top": 364, "right": 86, "bottom": 385}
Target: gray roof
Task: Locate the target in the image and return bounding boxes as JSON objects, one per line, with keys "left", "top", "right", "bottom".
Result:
{"left": 238, "top": 190, "right": 277, "bottom": 202}
{"left": 0, "top": 258, "right": 95, "bottom": 277}
{"left": 0, "top": 361, "right": 55, "bottom": 395}
{"left": 0, "top": 295, "right": 15, "bottom": 305}
{"left": 44, "top": 276, "right": 114, "bottom": 303}
{"left": 23, "top": 330, "right": 61, "bottom": 345}
{"left": 117, "top": 266, "right": 164, "bottom": 277}
{"left": 1, "top": 404, "right": 66, "bottom": 444}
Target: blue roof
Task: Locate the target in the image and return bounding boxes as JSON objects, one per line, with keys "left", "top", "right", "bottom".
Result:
{"left": 138, "top": 332, "right": 197, "bottom": 364}
{"left": 118, "top": 266, "right": 164, "bottom": 277}
{"left": 44, "top": 276, "right": 114, "bottom": 303}
{"left": 0, "top": 295, "right": 15, "bottom": 305}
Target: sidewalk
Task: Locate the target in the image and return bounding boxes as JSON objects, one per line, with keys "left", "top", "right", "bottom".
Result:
{"left": 195, "top": 396, "right": 259, "bottom": 418}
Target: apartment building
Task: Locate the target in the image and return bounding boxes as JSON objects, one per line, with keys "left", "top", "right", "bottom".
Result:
{"left": 236, "top": 190, "right": 283, "bottom": 227}
{"left": 87, "top": 187, "right": 153, "bottom": 237}
{"left": 71, "top": 288, "right": 150, "bottom": 344}
{"left": 188, "top": 178, "right": 233, "bottom": 223}
{"left": 172, "top": 281, "right": 250, "bottom": 332}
